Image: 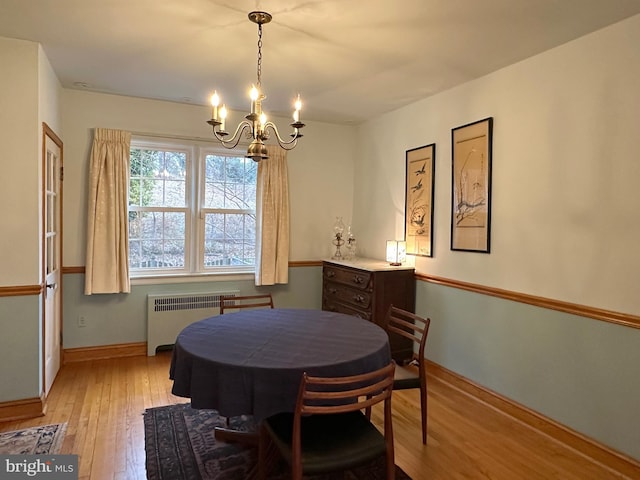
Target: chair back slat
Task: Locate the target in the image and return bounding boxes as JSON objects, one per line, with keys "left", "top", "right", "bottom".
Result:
{"left": 220, "top": 294, "right": 274, "bottom": 314}
{"left": 302, "top": 390, "right": 391, "bottom": 415}
{"left": 386, "top": 324, "right": 422, "bottom": 345}
{"left": 297, "top": 363, "right": 395, "bottom": 416}
{"left": 385, "top": 306, "right": 431, "bottom": 362}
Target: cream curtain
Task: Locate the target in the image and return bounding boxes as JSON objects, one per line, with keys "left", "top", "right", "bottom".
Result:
{"left": 84, "top": 128, "right": 131, "bottom": 294}
{"left": 255, "top": 145, "right": 290, "bottom": 285}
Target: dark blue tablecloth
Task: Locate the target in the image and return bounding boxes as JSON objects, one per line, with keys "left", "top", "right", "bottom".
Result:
{"left": 170, "top": 308, "right": 391, "bottom": 421}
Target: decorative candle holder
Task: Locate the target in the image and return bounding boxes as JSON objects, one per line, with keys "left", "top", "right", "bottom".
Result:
{"left": 332, "top": 217, "right": 346, "bottom": 259}
{"left": 345, "top": 226, "right": 357, "bottom": 260}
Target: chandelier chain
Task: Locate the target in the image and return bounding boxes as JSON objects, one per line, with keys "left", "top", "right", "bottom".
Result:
{"left": 256, "top": 23, "right": 263, "bottom": 88}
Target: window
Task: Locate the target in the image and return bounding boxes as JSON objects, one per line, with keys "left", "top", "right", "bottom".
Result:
{"left": 128, "top": 139, "right": 257, "bottom": 276}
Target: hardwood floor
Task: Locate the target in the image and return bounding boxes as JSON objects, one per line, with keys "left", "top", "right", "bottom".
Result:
{"left": 0, "top": 352, "right": 635, "bottom": 479}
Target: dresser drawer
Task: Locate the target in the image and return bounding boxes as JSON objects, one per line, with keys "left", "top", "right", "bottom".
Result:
{"left": 323, "top": 281, "right": 372, "bottom": 309}
{"left": 323, "top": 265, "right": 372, "bottom": 290}
{"left": 322, "top": 299, "right": 372, "bottom": 321}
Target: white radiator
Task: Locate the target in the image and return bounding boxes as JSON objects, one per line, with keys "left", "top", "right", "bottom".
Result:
{"left": 146, "top": 291, "right": 239, "bottom": 356}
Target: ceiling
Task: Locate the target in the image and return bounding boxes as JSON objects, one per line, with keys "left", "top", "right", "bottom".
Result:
{"left": 2, "top": 0, "right": 640, "bottom": 124}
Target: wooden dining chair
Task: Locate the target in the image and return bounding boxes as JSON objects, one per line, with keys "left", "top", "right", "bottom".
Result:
{"left": 219, "top": 293, "right": 275, "bottom": 428}
{"left": 385, "top": 305, "right": 431, "bottom": 444}
{"left": 258, "top": 362, "right": 396, "bottom": 480}
{"left": 219, "top": 293, "right": 274, "bottom": 314}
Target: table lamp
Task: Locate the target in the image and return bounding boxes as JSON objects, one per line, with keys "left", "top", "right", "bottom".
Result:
{"left": 386, "top": 240, "right": 406, "bottom": 266}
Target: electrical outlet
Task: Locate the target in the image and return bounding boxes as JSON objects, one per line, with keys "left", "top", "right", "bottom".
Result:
{"left": 78, "top": 315, "right": 87, "bottom": 327}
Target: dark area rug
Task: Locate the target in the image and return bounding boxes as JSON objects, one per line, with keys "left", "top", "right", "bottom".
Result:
{"left": 144, "top": 403, "right": 412, "bottom": 479}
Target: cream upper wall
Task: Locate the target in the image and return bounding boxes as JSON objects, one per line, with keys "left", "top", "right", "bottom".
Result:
{"left": 37, "top": 45, "right": 63, "bottom": 287}
{"left": 354, "top": 14, "right": 640, "bottom": 316}
{"left": 38, "top": 44, "right": 62, "bottom": 136}
{"left": 61, "top": 90, "right": 356, "bottom": 266}
{"left": 0, "top": 37, "right": 40, "bottom": 286}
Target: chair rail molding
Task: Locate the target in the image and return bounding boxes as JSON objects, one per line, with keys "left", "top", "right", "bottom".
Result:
{"left": 0, "top": 285, "right": 42, "bottom": 297}
{"left": 416, "top": 273, "right": 639, "bottom": 329}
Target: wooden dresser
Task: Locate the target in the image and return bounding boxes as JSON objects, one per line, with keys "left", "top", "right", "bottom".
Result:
{"left": 321, "top": 258, "right": 416, "bottom": 361}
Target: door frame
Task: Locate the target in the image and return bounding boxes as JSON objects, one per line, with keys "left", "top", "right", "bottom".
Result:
{"left": 42, "top": 122, "right": 63, "bottom": 397}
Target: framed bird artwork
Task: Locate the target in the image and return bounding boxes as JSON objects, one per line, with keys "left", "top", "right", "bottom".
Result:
{"left": 451, "top": 117, "right": 493, "bottom": 253}
{"left": 405, "top": 143, "right": 435, "bottom": 257}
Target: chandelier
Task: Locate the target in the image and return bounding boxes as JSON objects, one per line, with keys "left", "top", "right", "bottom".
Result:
{"left": 207, "top": 11, "right": 305, "bottom": 162}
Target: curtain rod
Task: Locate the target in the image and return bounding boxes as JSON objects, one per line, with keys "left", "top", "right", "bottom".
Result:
{"left": 128, "top": 130, "right": 222, "bottom": 144}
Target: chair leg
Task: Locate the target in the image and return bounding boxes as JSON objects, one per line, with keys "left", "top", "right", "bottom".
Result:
{"left": 420, "top": 385, "right": 427, "bottom": 445}
{"left": 386, "top": 445, "right": 395, "bottom": 480}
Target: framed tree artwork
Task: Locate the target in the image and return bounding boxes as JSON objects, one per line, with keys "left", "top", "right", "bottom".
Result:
{"left": 405, "top": 143, "right": 435, "bottom": 257}
{"left": 451, "top": 117, "right": 493, "bottom": 253}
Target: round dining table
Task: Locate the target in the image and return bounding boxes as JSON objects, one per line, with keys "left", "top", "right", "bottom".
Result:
{"left": 169, "top": 308, "right": 391, "bottom": 423}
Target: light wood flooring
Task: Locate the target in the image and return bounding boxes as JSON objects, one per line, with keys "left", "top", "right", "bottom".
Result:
{"left": 0, "top": 352, "right": 635, "bottom": 480}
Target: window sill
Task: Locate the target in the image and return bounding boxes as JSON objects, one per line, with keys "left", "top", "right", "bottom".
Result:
{"left": 130, "top": 271, "right": 255, "bottom": 286}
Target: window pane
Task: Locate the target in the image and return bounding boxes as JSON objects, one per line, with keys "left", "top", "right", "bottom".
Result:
{"left": 225, "top": 158, "right": 243, "bottom": 183}
{"left": 225, "top": 214, "right": 245, "bottom": 239}
{"left": 204, "top": 180, "right": 226, "bottom": 209}
{"left": 129, "top": 211, "right": 142, "bottom": 239}
{"left": 128, "top": 210, "right": 186, "bottom": 269}
{"left": 164, "top": 239, "right": 185, "bottom": 268}
{"left": 163, "top": 180, "right": 186, "bottom": 207}
{"left": 243, "top": 182, "right": 257, "bottom": 209}
{"left": 204, "top": 155, "right": 224, "bottom": 208}
{"left": 203, "top": 212, "right": 255, "bottom": 267}
{"left": 204, "top": 212, "right": 224, "bottom": 239}
{"left": 203, "top": 154, "right": 256, "bottom": 210}
{"left": 165, "top": 151, "right": 186, "bottom": 179}
{"left": 243, "top": 160, "right": 258, "bottom": 184}
{"left": 129, "top": 239, "right": 142, "bottom": 267}
{"left": 130, "top": 148, "right": 186, "bottom": 207}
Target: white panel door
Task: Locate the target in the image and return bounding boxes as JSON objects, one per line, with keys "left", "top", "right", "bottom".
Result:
{"left": 44, "top": 126, "right": 62, "bottom": 395}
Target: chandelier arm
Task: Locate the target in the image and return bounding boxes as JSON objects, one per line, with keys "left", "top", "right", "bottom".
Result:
{"left": 211, "top": 121, "right": 253, "bottom": 149}
{"left": 263, "top": 122, "right": 301, "bottom": 149}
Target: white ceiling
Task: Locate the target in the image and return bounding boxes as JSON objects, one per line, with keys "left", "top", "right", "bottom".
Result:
{"left": 2, "top": 0, "right": 640, "bottom": 124}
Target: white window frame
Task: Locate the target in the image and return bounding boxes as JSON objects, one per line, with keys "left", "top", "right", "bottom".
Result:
{"left": 128, "top": 136, "right": 256, "bottom": 280}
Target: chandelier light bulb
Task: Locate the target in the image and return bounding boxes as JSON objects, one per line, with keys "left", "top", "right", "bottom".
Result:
{"left": 250, "top": 85, "right": 259, "bottom": 101}
{"left": 219, "top": 104, "right": 227, "bottom": 131}
{"left": 211, "top": 91, "right": 220, "bottom": 107}
{"left": 210, "top": 91, "right": 220, "bottom": 120}
{"left": 250, "top": 85, "right": 259, "bottom": 114}
{"left": 294, "top": 94, "right": 302, "bottom": 111}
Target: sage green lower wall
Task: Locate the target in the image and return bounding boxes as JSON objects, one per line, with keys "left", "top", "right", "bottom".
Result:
{"left": 62, "top": 266, "right": 323, "bottom": 349}
{"left": 59, "top": 268, "right": 639, "bottom": 461}
{"left": 0, "top": 295, "right": 41, "bottom": 402}
{"left": 416, "top": 280, "right": 640, "bottom": 461}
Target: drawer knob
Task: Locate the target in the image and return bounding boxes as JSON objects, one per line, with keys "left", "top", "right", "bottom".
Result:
{"left": 328, "top": 288, "right": 337, "bottom": 294}
{"left": 326, "top": 271, "right": 336, "bottom": 278}
{"left": 353, "top": 275, "right": 364, "bottom": 284}
{"left": 354, "top": 294, "right": 365, "bottom": 303}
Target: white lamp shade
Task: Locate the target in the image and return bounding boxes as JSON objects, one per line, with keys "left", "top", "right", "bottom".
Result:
{"left": 386, "top": 240, "right": 406, "bottom": 265}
